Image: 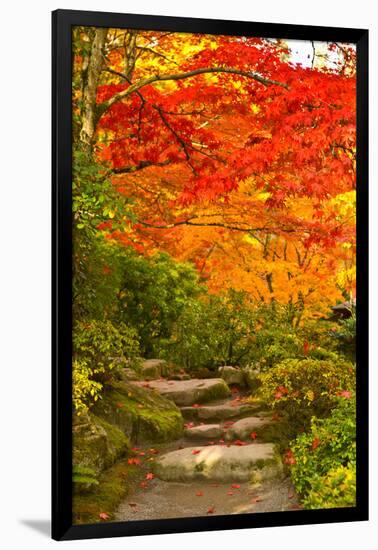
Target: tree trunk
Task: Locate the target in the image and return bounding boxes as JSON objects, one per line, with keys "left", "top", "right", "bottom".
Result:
{"left": 80, "top": 28, "right": 108, "bottom": 152}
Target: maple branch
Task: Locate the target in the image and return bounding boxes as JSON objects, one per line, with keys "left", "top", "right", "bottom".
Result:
{"left": 136, "top": 218, "right": 295, "bottom": 234}
{"left": 112, "top": 159, "right": 171, "bottom": 174}
{"left": 97, "top": 66, "right": 288, "bottom": 117}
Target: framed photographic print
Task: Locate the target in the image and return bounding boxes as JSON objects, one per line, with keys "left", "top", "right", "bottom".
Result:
{"left": 52, "top": 9, "right": 368, "bottom": 541}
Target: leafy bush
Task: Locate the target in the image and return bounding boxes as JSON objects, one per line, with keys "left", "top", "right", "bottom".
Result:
{"left": 73, "top": 320, "right": 141, "bottom": 413}
{"left": 73, "top": 359, "right": 103, "bottom": 415}
{"left": 289, "top": 396, "right": 356, "bottom": 509}
{"left": 117, "top": 251, "right": 201, "bottom": 356}
{"left": 161, "top": 290, "right": 258, "bottom": 371}
{"left": 72, "top": 149, "right": 135, "bottom": 321}
{"left": 330, "top": 313, "right": 356, "bottom": 361}
{"left": 73, "top": 320, "right": 140, "bottom": 380}
{"left": 257, "top": 358, "right": 355, "bottom": 429}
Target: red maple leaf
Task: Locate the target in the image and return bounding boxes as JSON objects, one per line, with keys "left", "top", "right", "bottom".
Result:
{"left": 127, "top": 457, "right": 141, "bottom": 465}
{"left": 145, "top": 472, "right": 154, "bottom": 480}
{"left": 99, "top": 512, "right": 110, "bottom": 520}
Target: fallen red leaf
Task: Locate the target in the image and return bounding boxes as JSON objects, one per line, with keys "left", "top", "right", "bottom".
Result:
{"left": 227, "top": 491, "right": 234, "bottom": 496}
{"left": 192, "top": 449, "right": 201, "bottom": 455}
{"left": 127, "top": 457, "right": 141, "bottom": 465}
{"left": 196, "top": 491, "right": 204, "bottom": 497}
{"left": 250, "top": 432, "right": 257, "bottom": 440}
{"left": 99, "top": 512, "right": 110, "bottom": 520}
{"left": 311, "top": 437, "right": 321, "bottom": 451}
{"left": 140, "top": 481, "right": 148, "bottom": 489}
{"left": 231, "top": 484, "right": 241, "bottom": 489}
{"left": 207, "top": 506, "right": 215, "bottom": 514}
{"left": 145, "top": 472, "right": 154, "bottom": 480}
{"left": 234, "top": 440, "right": 246, "bottom": 446}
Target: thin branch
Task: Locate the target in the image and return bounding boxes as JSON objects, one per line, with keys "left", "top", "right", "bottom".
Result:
{"left": 136, "top": 218, "right": 295, "bottom": 233}
{"left": 112, "top": 159, "right": 171, "bottom": 174}
{"left": 97, "top": 66, "right": 288, "bottom": 117}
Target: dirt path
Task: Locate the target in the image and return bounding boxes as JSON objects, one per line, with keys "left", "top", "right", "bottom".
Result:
{"left": 116, "top": 477, "right": 299, "bottom": 521}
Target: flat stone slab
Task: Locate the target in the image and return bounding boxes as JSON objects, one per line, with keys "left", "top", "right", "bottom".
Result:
{"left": 132, "top": 378, "right": 230, "bottom": 406}
{"left": 185, "top": 424, "right": 223, "bottom": 439}
{"left": 154, "top": 443, "right": 282, "bottom": 482}
{"left": 226, "top": 416, "right": 272, "bottom": 441}
{"left": 181, "top": 401, "right": 259, "bottom": 421}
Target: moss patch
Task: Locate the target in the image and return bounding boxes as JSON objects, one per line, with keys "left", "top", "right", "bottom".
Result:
{"left": 73, "top": 459, "right": 142, "bottom": 524}
{"left": 92, "top": 380, "right": 184, "bottom": 444}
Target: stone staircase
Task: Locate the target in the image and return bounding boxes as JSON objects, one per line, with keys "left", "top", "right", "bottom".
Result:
{"left": 132, "top": 377, "right": 283, "bottom": 483}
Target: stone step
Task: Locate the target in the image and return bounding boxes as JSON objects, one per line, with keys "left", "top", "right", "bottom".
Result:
{"left": 225, "top": 416, "right": 272, "bottom": 441}
{"left": 180, "top": 400, "right": 262, "bottom": 421}
{"left": 131, "top": 378, "right": 230, "bottom": 407}
{"left": 154, "top": 443, "right": 282, "bottom": 482}
{"left": 184, "top": 415, "right": 273, "bottom": 441}
{"left": 185, "top": 424, "right": 223, "bottom": 440}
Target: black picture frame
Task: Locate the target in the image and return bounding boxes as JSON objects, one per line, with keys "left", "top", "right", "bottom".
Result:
{"left": 52, "top": 9, "right": 369, "bottom": 541}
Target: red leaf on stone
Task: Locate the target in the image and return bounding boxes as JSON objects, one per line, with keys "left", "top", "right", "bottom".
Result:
{"left": 227, "top": 491, "right": 234, "bottom": 496}
{"left": 250, "top": 431, "right": 258, "bottom": 440}
{"left": 234, "top": 440, "right": 246, "bottom": 446}
{"left": 196, "top": 491, "right": 204, "bottom": 496}
{"left": 231, "top": 484, "right": 241, "bottom": 489}
{"left": 207, "top": 506, "right": 216, "bottom": 514}
{"left": 99, "top": 512, "right": 110, "bottom": 520}
{"left": 145, "top": 472, "right": 154, "bottom": 480}
{"left": 192, "top": 449, "right": 201, "bottom": 455}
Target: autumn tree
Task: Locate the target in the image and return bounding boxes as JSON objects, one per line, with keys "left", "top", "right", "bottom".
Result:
{"left": 72, "top": 27, "right": 356, "bottom": 321}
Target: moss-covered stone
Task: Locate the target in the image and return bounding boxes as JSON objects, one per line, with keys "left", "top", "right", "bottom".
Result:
{"left": 92, "top": 380, "right": 184, "bottom": 444}
{"left": 73, "top": 412, "right": 130, "bottom": 477}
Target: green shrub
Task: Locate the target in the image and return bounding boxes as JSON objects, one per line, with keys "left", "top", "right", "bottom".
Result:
{"left": 73, "top": 320, "right": 141, "bottom": 413}
{"left": 73, "top": 359, "right": 103, "bottom": 415}
{"left": 289, "top": 396, "right": 356, "bottom": 509}
{"left": 257, "top": 358, "right": 355, "bottom": 429}
{"left": 330, "top": 313, "right": 356, "bottom": 361}
{"left": 117, "top": 251, "right": 201, "bottom": 356}
{"left": 161, "top": 290, "right": 258, "bottom": 371}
